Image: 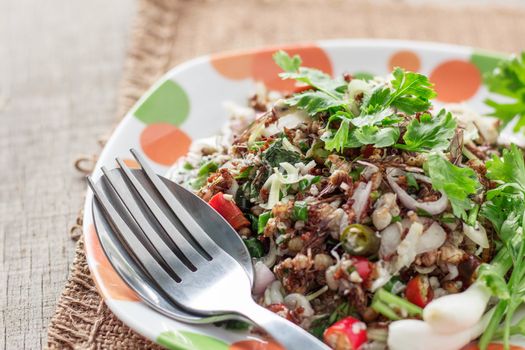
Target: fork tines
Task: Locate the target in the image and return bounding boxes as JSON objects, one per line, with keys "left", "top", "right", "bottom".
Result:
{"left": 87, "top": 149, "right": 223, "bottom": 286}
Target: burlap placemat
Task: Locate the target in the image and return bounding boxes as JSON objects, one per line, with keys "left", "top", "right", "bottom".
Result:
{"left": 47, "top": 0, "right": 525, "bottom": 348}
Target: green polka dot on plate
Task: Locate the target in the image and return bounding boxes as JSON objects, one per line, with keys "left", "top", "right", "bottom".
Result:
{"left": 470, "top": 51, "right": 507, "bottom": 75}
{"left": 157, "top": 331, "right": 229, "bottom": 350}
{"left": 134, "top": 80, "right": 190, "bottom": 126}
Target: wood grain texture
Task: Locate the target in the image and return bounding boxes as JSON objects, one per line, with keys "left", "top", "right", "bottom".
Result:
{"left": 0, "top": 0, "right": 135, "bottom": 348}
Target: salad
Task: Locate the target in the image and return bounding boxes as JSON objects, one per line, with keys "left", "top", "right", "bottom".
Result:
{"left": 170, "top": 51, "right": 525, "bottom": 350}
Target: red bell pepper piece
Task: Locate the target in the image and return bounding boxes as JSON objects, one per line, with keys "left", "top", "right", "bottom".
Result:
{"left": 324, "top": 316, "right": 367, "bottom": 350}
{"left": 405, "top": 275, "right": 434, "bottom": 308}
{"left": 208, "top": 192, "right": 250, "bottom": 230}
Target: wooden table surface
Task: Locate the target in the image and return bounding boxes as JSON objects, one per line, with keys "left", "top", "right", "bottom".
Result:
{"left": 0, "top": 0, "right": 135, "bottom": 348}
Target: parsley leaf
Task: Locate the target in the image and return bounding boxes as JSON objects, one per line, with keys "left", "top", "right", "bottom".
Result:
{"left": 389, "top": 68, "right": 437, "bottom": 114}
{"left": 353, "top": 125, "right": 400, "bottom": 148}
{"left": 396, "top": 109, "right": 457, "bottom": 152}
{"left": 287, "top": 90, "right": 349, "bottom": 116}
{"left": 273, "top": 50, "right": 302, "bottom": 72}
{"left": 484, "top": 53, "right": 525, "bottom": 131}
{"left": 426, "top": 153, "right": 480, "bottom": 220}
{"left": 486, "top": 144, "right": 525, "bottom": 190}
{"left": 360, "top": 87, "right": 392, "bottom": 115}
{"left": 324, "top": 118, "right": 351, "bottom": 153}
{"left": 349, "top": 108, "right": 399, "bottom": 128}
{"left": 273, "top": 51, "right": 346, "bottom": 97}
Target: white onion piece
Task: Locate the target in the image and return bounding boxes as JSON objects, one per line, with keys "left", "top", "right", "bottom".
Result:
{"left": 423, "top": 282, "right": 492, "bottom": 333}
{"left": 356, "top": 160, "right": 379, "bottom": 180}
{"left": 264, "top": 280, "right": 284, "bottom": 305}
{"left": 415, "top": 265, "right": 436, "bottom": 274}
{"left": 445, "top": 263, "right": 459, "bottom": 281}
{"left": 396, "top": 222, "right": 424, "bottom": 270}
{"left": 225, "top": 178, "right": 239, "bottom": 197}
{"left": 262, "top": 111, "right": 309, "bottom": 137}
{"left": 284, "top": 293, "right": 315, "bottom": 317}
{"left": 253, "top": 261, "right": 275, "bottom": 295}
{"left": 416, "top": 222, "right": 447, "bottom": 254}
{"left": 352, "top": 181, "right": 373, "bottom": 223}
{"left": 386, "top": 169, "right": 449, "bottom": 215}
{"left": 380, "top": 223, "right": 402, "bottom": 258}
{"left": 463, "top": 222, "right": 489, "bottom": 249}
{"left": 259, "top": 238, "right": 277, "bottom": 268}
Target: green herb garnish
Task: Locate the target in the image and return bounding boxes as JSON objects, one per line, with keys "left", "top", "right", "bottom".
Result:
{"left": 426, "top": 153, "right": 480, "bottom": 220}
{"left": 292, "top": 201, "right": 308, "bottom": 221}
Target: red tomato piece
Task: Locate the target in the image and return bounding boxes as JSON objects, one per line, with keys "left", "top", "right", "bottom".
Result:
{"left": 324, "top": 316, "right": 367, "bottom": 350}
{"left": 405, "top": 275, "right": 434, "bottom": 308}
{"left": 208, "top": 192, "right": 250, "bottom": 230}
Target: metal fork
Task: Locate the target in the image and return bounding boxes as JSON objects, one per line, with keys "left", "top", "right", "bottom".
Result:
{"left": 88, "top": 149, "right": 329, "bottom": 350}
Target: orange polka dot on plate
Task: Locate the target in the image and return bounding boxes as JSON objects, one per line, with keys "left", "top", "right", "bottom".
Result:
{"left": 389, "top": 50, "right": 421, "bottom": 71}
{"left": 87, "top": 224, "right": 140, "bottom": 301}
{"left": 229, "top": 340, "right": 284, "bottom": 350}
{"left": 430, "top": 60, "right": 482, "bottom": 102}
{"left": 120, "top": 158, "right": 140, "bottom": 169}
{"left": 252, "top": 46, "right": 332, "bottom": 92}
{"left": 140, "top": 123, "right": 192, "bottom": 166}
{"left": 211, "top": 52, "right": 253, "bottom": 80}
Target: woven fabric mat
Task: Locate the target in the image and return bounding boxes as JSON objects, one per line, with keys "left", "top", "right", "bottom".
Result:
{"left": 47, "top": 0, "right": 525, "bottom": 348}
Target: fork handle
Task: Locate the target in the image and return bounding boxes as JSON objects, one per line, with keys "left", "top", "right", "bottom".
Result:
{"left": 241, "top": 301, "right": 330, "bottom": 350}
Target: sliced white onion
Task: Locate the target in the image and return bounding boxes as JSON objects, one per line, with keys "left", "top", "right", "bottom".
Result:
{"left": 253, "top": 261, "right": 275, "bottom": 295}
{"left": 356, "top": 160, "right": 379, "bottom": 180}
{"left": 297, "top": 160, "right": 317, "bottom": 175}
{"left": 352, "top": 181, "right": 373, "bottom": 223}
{"left": 386, "top": 168, "right": 449, "bottom": 215}
{"left": 463, "top": 222, "right": 489, "bottom": 249}
{"left": 259, "top": 238, "right": 277, "bottom": 268}
{"left": 264, "top": 280, "right": 284, "bottom": 305}
{"left": 416, "top": 222, "right": 447, "bottom": 254}
{"left": 284, "top": 293, "right": 315, "bottom": 317}
{"left": 445, "top": 263, "right": 459, "bottom": 281}
{"left": 380, "top": 223, "right": 403, "bottom": 258}
{"left": 225, "top": 178, "right": 239, "bottom": 196}
{"left": 396, "top": 222, "right": 424, "bottom": 270}
{"left": 415, "top": 265, "right": 436, "bottom": 274}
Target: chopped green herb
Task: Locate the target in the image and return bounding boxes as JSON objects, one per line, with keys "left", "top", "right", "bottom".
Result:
{"left": 292, "top": 201, "right": 308, "bottom": 221}
{"left": 406, "top": 173, "right": 419, "bottom": 190}
{"left": 484, "top": 53, "right": 525, "bottom": 132}
{"left": 395, "top": 109, "right": 456, "bottom": 152}
{"left": 350, "top": 166, "right": 364, "bottom": 181}
{"left": 310, "top": 302, "right": 354, "bottom": 339}
{"left": 370, "top": 190, "right": 381, "bottom": 201}
{"left": 262, "top": 137, "right": 302, "bottom": 168}
{"left": 197, "top": 161, "right": 218, "bottom": 176}
{"left": 440, "top": 213, "right": 456, "bottom": 224}
{"left": 324, "top": 118, "right": 351, "bottom": 153}
{"left": 243, "top": 237, "right": 265, "bottom": 258}
{"left": 273, "top": 51, "right": 348, "bottom": 116}
{"left": 426, "top": 153, "right": 481, "bottom": 220}
{"left": 235, "top": 166, "right": 253, "bottom": 180}
{"left": 257, "top": 212, "right": 272, "bottom": 235}
{"left": 388, "top": 68, "right": 437, "bottom": 114}
{"left": 183, "top": 162, "right": 194, "bottom": 170}
{"left": 351, "top": 125, "right": 400, "bottom": 148}
{"left": 391, "top": 215, "right": 402, "bottom": 223}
